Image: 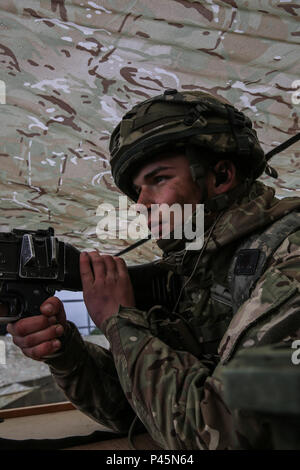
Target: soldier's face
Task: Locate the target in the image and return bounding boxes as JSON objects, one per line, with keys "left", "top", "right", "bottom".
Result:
{"left": 132, "top": 154, "right": 203, "bottom": 237}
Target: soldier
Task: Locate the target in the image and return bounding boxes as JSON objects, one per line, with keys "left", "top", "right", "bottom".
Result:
{"left": 4, "top": 90, "right": 300, "bottom": 449}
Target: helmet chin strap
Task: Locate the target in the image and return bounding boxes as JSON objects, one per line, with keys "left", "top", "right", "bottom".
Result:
{"left": 185, "top": 144, "right": 251, "bottom": 214}
{"left": 185, "top": 144, "right": 209, "bottom": 205}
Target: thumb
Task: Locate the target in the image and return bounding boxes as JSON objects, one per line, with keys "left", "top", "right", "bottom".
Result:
{"left": 40, "top": 296, "right": 67, "bottom": 326}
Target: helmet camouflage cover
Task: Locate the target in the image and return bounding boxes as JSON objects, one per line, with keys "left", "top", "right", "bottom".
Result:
{"left": 109, "top": 89, "right": 266, "bottom": 201}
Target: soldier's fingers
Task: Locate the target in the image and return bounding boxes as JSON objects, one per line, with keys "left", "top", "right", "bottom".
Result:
{"left": 80, "top": 252, "right": 95, "bottom": 286}
{"left": 23, "top": 339, "right": 62, "bottom": 361}
{"left": 48, "top": 316, "right": 58, "bottom": 326}
{"left": 101, "top": 255, "right": 118, "bottom": 283}
{"left": 88, "top": 251, "right": 106, "bottom": 280}
{"left": 7, "top": 315, "right": 51, "bottom": 338}
{"left": 40, "top": 297, "right": 67, "bottom": 327}
{"left": 114, "top": 257, "right": 129, "bottom": 279}
{"left": 40, "top": 296, "right": 64, "bottom": 318}
{"left": 12, "top": 324, "right": 64, "bottom": 350}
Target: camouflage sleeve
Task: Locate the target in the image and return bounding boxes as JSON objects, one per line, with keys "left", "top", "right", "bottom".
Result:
{"left": 101, "top": 308, "right": 234, "bottom": 450}
{"left": 101, "top": 229, "right": 300, "bottom": 450}
{"left": 44, "top": 321, "right": 136, "bottom": 433}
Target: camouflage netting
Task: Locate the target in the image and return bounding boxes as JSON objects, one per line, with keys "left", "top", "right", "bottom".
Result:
{"left": 0, "top": 0, "right": 299, "bottom": 264}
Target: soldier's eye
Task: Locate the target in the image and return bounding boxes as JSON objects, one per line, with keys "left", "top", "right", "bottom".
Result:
{"left": 154, "top": 175, "right": 168, "bottom": 184}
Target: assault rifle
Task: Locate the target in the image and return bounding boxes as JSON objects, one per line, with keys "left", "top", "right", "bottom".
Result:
{"left": 0, "top": 227, "right": 180, "bottom": 324}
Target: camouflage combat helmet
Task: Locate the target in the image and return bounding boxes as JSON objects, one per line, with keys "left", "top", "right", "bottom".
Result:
{"left": 109, "top": 89, "right": 266, "bottom": 207}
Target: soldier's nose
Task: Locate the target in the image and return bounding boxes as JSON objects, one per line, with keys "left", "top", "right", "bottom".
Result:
{"left": 136, "top": 187, "right": 152, "bottom": 207}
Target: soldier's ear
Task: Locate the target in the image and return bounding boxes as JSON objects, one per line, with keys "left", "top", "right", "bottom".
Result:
{"left": 215, "top": 171, "right": 228, "bottom": 187}
{"left": 211, "top": 160, "right": 237, "bottom": 192}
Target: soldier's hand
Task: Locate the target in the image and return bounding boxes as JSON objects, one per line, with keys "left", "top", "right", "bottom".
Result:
{"left": 6, "top": 297, "right": 67, "bottom": 361}
{"left": 80, "top": 251, "right": 135, "bottom": 330}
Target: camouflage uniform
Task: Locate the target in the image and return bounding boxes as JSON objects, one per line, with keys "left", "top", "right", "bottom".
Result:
{"left": 45, "top": 180, "right": 300, "bottom": 449}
